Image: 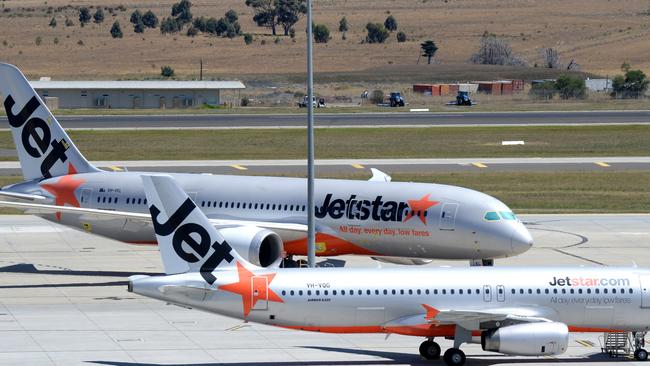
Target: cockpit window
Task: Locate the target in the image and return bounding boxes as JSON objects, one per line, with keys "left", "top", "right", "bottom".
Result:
{"left": 500, "top": 211, "right": 517, "bottom": 220}
{"left": 484, "top": 212, "right": 500, "bottom": 221}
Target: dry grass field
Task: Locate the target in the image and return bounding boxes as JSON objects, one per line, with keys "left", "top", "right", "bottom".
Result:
{"left": 0, "top": 0, "right": 649, "bottom": 81}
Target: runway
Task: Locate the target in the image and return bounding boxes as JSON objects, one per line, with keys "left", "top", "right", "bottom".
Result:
{"left": 2, "top": 110, "right": 650, "bottom": 129}
{"left": 1, "top": 213, "right": 650, "bottom": 365}
{"left": 0, "top": 157, "right": 649, "bottom": 176}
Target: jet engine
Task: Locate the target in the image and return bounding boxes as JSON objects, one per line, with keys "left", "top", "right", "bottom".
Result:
{"left": 372, "top": 256, "right": 433, "bottom": 266}
{"left": 218, "top": 226, "right": 284, "bottom": 268}
{"left": 481, "top": 322, "right": 568, "bottom": 356}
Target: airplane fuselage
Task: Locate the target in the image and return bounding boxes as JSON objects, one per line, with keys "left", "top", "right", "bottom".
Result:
{"left": 9, "top": 171, "right": 532, "bottom": 259}
{"left": 132, "top": 266, "right": 650, "bottom": 335}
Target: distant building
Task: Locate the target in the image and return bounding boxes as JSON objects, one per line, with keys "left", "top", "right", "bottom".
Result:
{"left": 585, "top": 78, "right": 612, "bottom": 93}
{"left": 29, "top": 79, "right": 246, "bottom": 109}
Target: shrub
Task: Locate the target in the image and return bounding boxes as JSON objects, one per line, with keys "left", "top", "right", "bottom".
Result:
{"left": 35, "top": 36, "right": 42, "bottom": 46}
{"left": 130, "top": 10, "right": 142, "bottom": 24}
{"left": 160, "top": 17, "right": 180, "bottom": 34}
{"left": 53, "top": 37, "right": 59, "bottom": 45}
{"left": 612, "top": 69, "right": 649, "bottom": 99}
{"left": 49, "top": 17, "right": 57, "bottom": 27}
{"left": 529, "top": 81, "right": 556, "bottom": 100}
{"left": 384, "top": 15, "right": 397, "bottom": 32}
{"left": 555, "top": 75, "right": 586, "bottom": 99}
{"left": 370, "top": 89, "right": 384, "bottom": 104}
{"left": 134, "top": 20, "right": 145, "bottom": 33}
{"left": 244, "top": 33, "right": 253, "bottom": 45}
{"left": 396, "top": 31, "right": 406, "bottom": 42}
{"left": 313, "top": 24, "right": 330, "bottom": 43}
{"left": 78, "top": 7, "right": 91, "bottom": 25}
{"left": 65, "top": 17, "right": 74, "bottom": 26}
{"left": 161, "top": 65, "right": 174, "bottom": 77}
{"left": 241, "top": 96, "right": 250, "bottom": 106}
{"left": 142, "top": 10, "right": 159, "bottom": 28}
{"left": 110, "top": 21, "right": 123, "bottom": 38}
{"left": 365, "top": 23, "right": 389, "bottom": 43}
{"left": 93, "top": 8, "right": 104, "bottom": 23}
{"left": 186, "top": 26, "right": 198, "bottom": 37}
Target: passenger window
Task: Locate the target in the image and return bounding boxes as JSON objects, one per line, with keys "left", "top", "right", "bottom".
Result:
{"left": 442, "top": 289, "right": 447, "bottom": 295}
{"left": 553, "top": 289, "right": 558, "bottom": 294}
{"left": 578, "top": 289, "right": 583, "bottom": 294}
{"left": 316, "top": 290, "right": 320, "bottom": 295}
{"left": 333, "top": 290, "right": 337, "bottom": 295}
{"left": 341, "top": 290, "right": 345, "bottom": 295}
{"left": 290, "top": 290, "right": 294, "bottom": 296}
{"left": 417, "top": 289, "right": 421, "bottom": 295}
{"left": 299, "top": 290, "right": 303, "bottom": 296}
{"left": 562, "top": 289, "right": 566, "bottom": 294}
{"left": 434, "top": 289, "right": 438, "bottom": 295}
{"left": 570, "top": 289, "right": 574, "bottom": 294}
{"left": 358, "top": 290, "right": 362, "bottom": 295}
{"left": 126, "top": 198, "right": 130, "bottom": 204}
{"left": 536, "top": 289, "right": 541, "bottom": 294}
{"left": 511, "top": 289, "right": 515, "bottom": 294}
{"left": 307, "top": 290, "right": 311, "bottom": 296}
{"left": 400, "top": 290, "right": 404, "bottom": 295}
{"left": 409, "top": 289, "right": 413, "bottom": 295}
{"left": 391, "top": 289, "right": 396, "bottom": 295}
{"left": 375, "top": 290, "right": 379, "bottom": 295}
{"left": 290, "top": 205, "right": 294, "bottom": 211}
{"left": 528, "top": 289, "right": 532, "bottom": 294}
{"left": 219, "top": 202, "right": 223, "bottom": 208}
{"left": 484, "top": 212, "right": 500, "bottom": 221}
{"left": 324, "top": 290, "right": 328, "bottom": 295}
{"left": 425, "top": 289, "right": 430, "bottom": 295}
{"left": 282, "top": 290, "right": 286, "bottom": 295}
{"left": 519, "top": 289, "right": 524, "bottom": 294}
{"left": 545, "top": 289, "right": 549, "bottom": 294}
{"left": 383, "top": 290, "right": 388, "bottom": 295}
{"left": 612, "top": 289, "right": 617, "bottom": 294}
{"left": 450, "top": 289, "right": 455, "bottom": 295}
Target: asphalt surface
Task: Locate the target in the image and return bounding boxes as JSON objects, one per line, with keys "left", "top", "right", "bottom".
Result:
{"left": 0, "top": 157, "right": 648, "bottom": 176}
{"left": 3, "top": 110, "right": 650, "bottom": 129}
{"left": 1, "top": 214, "right": 649, "bottom": 365}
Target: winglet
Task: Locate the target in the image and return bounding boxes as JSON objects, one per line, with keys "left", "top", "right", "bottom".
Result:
{"left": 422, "top": 304, "right": 440, "bottom": 320}
{"left": 369, "top": 168, "right": 392, "bottom": 182}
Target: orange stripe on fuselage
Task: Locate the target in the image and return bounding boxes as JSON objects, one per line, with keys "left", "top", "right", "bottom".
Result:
{"left": 284, "top": 233, "right": 379, "bottom": 256}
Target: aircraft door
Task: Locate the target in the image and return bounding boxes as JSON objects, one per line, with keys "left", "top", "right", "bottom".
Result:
{"left": 440, "top": 203, "right": 459, "bottom": 231}
{"left": 80, "top": 189, "right": 92, "bottom": 207}
{"left": 483, "top": 285, "right": 492, "bottom": 302}
{"left": 639, "top": 275, "right": 650, "bottom": 308}
{"left": 496, "top": 285, "right": 505, "bottom": 302}
{"left": 251, "top": 276, "right": 269, "bottom": 311}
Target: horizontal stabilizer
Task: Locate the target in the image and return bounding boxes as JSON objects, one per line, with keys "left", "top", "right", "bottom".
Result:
{"left": 368, "top": 168, "right": 392, "bottom": 182}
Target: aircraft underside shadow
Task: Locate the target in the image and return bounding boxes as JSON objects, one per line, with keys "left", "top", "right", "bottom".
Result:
{"left": 0, "top": 262, "right": 160, "bottom": 289}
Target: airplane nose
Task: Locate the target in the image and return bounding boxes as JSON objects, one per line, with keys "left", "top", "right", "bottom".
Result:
{"left": 510, "top": 226, "right": 534, "bottom": 254}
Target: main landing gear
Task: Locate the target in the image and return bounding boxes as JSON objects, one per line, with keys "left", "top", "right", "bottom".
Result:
{"left": 443, "top": 348, "right": 466, "bottom": 366}
{"left": 419, "top": 339, "right": 441, "bottom": 359}
{"left": 634, "top": 332, "right": 648, "bottom": 361}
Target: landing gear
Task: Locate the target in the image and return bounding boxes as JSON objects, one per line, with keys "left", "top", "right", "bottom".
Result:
{"left": 635, "top": 348, "right": 648, "bottom": 361}
{"left": 418, "top": 339, "right": 441, "bottom": 360}
{"left": 443, "top": 348, "right": 466, "bottom": 366}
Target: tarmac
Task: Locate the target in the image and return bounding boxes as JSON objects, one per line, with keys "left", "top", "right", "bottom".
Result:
{"left": 1, "top": 213, "right": 650, "bottom": 365}
{"left": 3, "top": 110, "right": 650, "bottom": 130}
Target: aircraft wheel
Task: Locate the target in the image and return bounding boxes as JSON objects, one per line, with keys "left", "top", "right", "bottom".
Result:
{"left": 635, "top": 348, "right": 648, "bottom": 361}
{"left": 418, "top": 340, "right": 441, "bottom": 360}
{"left": 443, "top": 348, "right": 466, "bottom": 366}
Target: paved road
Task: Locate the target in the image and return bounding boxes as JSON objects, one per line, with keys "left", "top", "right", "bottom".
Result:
{"left": 2, "top": 110, "right": 650, "bottom": 129}
{"left": 1, "top": 157, "right": 649, "bottom": 176}
{"left": 0, "top": 214, "right": 648, "bottom": 365}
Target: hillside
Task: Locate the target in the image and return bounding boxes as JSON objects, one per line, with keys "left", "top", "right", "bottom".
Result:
{"left": 0, "top": 0, "right": 649, "bottom": 80}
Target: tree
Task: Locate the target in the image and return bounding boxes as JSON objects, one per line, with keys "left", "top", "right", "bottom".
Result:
{"left": 161, "top": 65, "right": 174, "bottom": 77}
{"left": 470, "top": 34, "right": 525, "bottom": 66}
{"left": 384, "top": 15, "right": 397, "bottom": 32}
{"left": 396, "top": 31, "right": 406, "bottom": 42}
{"left": 110, "top": 21, "right": 123, "bottom": 38}
{"left": 171, "top": 0, "right": 193, "bottom": 26}
{"left": 365, "top": 22, "right": 389, "bottom": 43}
{"left": 245, "top": 0, "right": 277, "bottom": 35}
{"left": 420, "top": 40, "right": 438, "bottom": 64}
{"left": 143, "top": 10, "right": 159, "bottom": 28}
{"left": 246, "top": 0, "right": 305, "bottom": 36}
{"left": 276, "top": 0, "right": 306, "bottom": 36}
{"left": 78, "top": 7, "right": 91, "bottom": 26}
{"left": 613, "top": 69, "right": 649, "bottom": 99}
{"left": 313, "top": 24, "right": 329, "bottom": 43}
{"left": 541, "top": 47, "right": 560, "bottom": 69}
{"left": 93, "top": 8, "right": 104, "bottom": 24}
{"left": 49, "top": 17, "right": 57, "bottom": 28}
{"left": 160, "top": 17, "right": 180, "bottom": 34}
{"left": 225, "top": 9, "right": 238, "bottom": 23}
{"left": 130, "top": 10, "right": 143, "bottom": 25}
{"left": 555, "top": 75, "right": 586, "bottom": 99}
{"left": 134, "top": 20, "right": 145, "bottom": 33}
{"left": 338, "top": 16, "right": 348, "bottom": 33}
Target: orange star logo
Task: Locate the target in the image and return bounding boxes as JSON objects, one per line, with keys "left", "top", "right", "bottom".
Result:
{"left": 40, "top": 164, "right": 85, "bottom": 221}
{"left": 219, "top": 262, "right": 283, "bottom": 317}
{"left": 404, "top": 194, "right": 439, "bottom": 225}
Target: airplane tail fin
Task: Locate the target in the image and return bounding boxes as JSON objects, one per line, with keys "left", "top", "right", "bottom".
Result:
{"left": 0, "top": 63, "right": 99, "bottom": 181}
{"left": 141, "top": 175, "right": 250, "bottom": 284}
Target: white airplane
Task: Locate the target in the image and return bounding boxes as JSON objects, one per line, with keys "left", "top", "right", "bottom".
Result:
{"left": 130, "top": 174, "right": 650, "bottom": 365}
{"left": 0, "top": 62, "right": 532, "bottom": 267}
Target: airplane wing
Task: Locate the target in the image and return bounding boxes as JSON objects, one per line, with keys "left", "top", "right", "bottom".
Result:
{"left": 421, "top": 304, "right": 556, "bottom": 330}
{"left": 0, "top": 200, "right": 308, "bottom": 233}
{"left": 0, "top": 191, "right": 49, "bottom": 202}
{"left": 385, "top": 305, "right": 556, "bottom": 332}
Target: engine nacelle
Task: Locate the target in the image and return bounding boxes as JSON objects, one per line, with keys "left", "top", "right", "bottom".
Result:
{"left": 481, "top": 322, "right": 568, "bottom": 356}
{"left": 372, "top": 256, "right": 433, "bottom": 266}
{"left": 218, "top": 226, "right": 283, "bottom": 268}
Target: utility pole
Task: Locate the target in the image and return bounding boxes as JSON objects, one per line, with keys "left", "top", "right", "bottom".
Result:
{"left": 199, "top": 59, "right": 203, "bottom": 81}
{"left": 306, "top": 0, "right": 316, "bottom": 268}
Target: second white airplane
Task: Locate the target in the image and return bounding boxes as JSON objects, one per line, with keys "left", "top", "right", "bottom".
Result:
{"left": 130, "top": 174, "right": 650, "bottom": 365}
